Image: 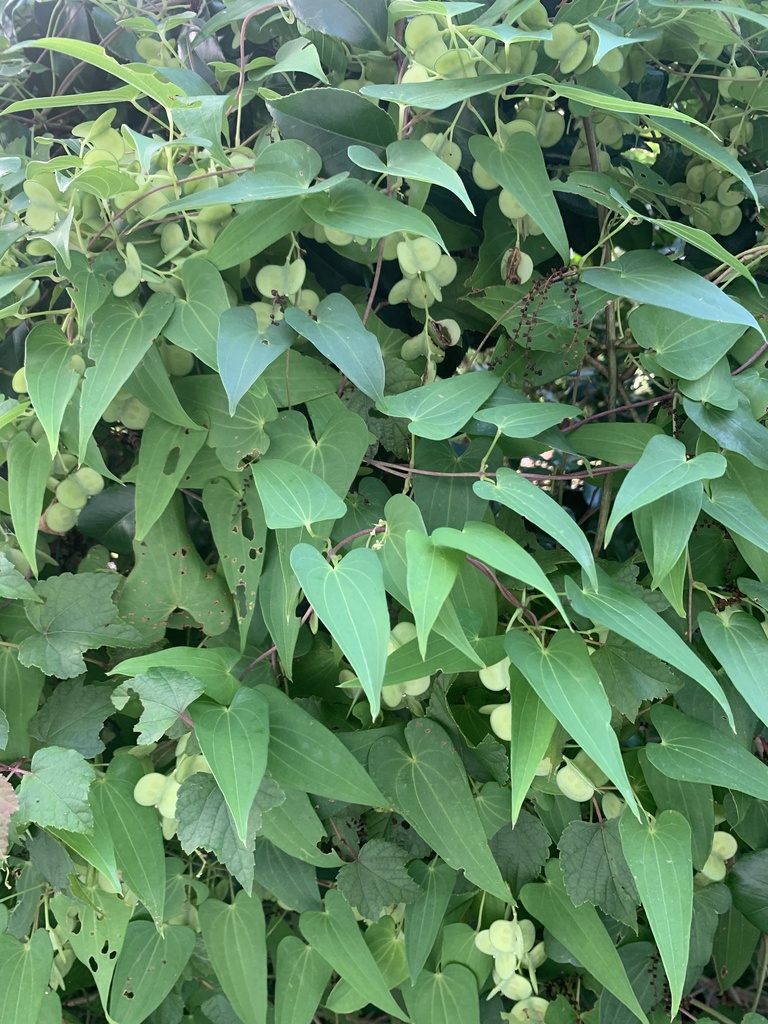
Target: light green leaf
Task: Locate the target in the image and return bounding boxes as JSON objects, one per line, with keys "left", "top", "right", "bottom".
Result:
{"left": 199, "top": 893, "right": 266, "bottom": 1024}
{"left": 504, "top": 631, "right": 639, "bottom": 816}
{"left": 16, "top": 746, "right": 93, "bottom": 833}
{"left": 529, "top": 75, "right": 698, "bottom": 122}
{"left": 112, "top": 667, "right": 204, "bottom": 744}
{"left": 377, "top": 372, "right": 499, "bottom": 440}
{"left": 90, "top": 754, "right": 166, "bottom": 924}
{"left": 299, "top": 889, "right": 410, "bottom": 1021}
{"left": 474, "top": 399, "right": 580, "bottom": 438}
{"left": 108, "top": 922, "right": 195, "bottom": 1024}
{"left": 46, "top": 812, "right": 121, "bottom": 894}
{"left": 274, "top": 937, "right": 332, "bottom": 1024}
{"left": 128, "top": 343, "right": 202, "bottom": 432}
{"left": 260, "top": 785, "right": 341, "bottom": 868}
{"left": 368, "top": 719, "right": 511, "bottom": 901}
{"left": 634, "top": 483, "right": 703, "bottom": 586}
{"left": 698, "top": 610, "right": 768, "bottom": 726}
{"left": 629, "top": 307, "right": 746, "bottom": 379}
{"left": 20, "top": 572, "right": 143, "bottom": 679}
{"left": 0, "top": 930, "right": 53, "bottom": 1024}
{"left": 588, "top": 17, "right": 660, "bottom": 62}
{"left": 303, "top": 179, "right": 445, "bottom": 248}
{"left": 6, "top": 432, "right": 50, "bottom": 576}
{"left": 432, "top": 521, "right": 566, "bottom": 619}
{"left": 134, "top": 415, "right": 207, "bottom": 540}
{"left": 582, "top": 252, "right": 761, "bottom": 334}
{"left": 474, "top": 468, "right": 597, "bottom": 587}
{"left": 208, "top": 197, "right": 307, "bottom": 270}
{"left": 163, "top": 259, "right": 229, "bottom": 370}
{"left": 403, "top": 964, "right": 479, "bottom": 1024}
{"left": 256, "top": 684, "right": 389, "bottom": 806}
{"left": 285, "top": 0, "right": 387, "bottom": 49}
{"left": 251, "top": 459, "right": 346, "bottom": 529}
{"left": 404, "top": 859, "right": 457, "bottom": 982}
{"left": 565, "top": 573, "right": 733, "bottom": 728}
{"left": 406, "top": 532, "right": 464, "bottom": 658}
{"left": 639, "top": 748, "right": 713, "bottom": 872}
{"left": 190, "top": 688, "right": 270, "bottom": 843}
{"left": 110, "top": 647, "right": 240, "bottom": 705}
{"left": 508, "top": 667, "right": 557, "bottom": 824}
{"left": 469, "top": 134, "right": 569, "bottom": 264}
{"left": 606, "top": 436, "right": 724, "bottom": 544}
{"left": 348, "top": 139, "right": 474, "bottom": 213}
{"left": 361, "top": 74, "right": 529, "bottom": 109}
{"left": 0, "top": 552, "right": 37, "bottom": 601}
{"left": 285, "top": 294, "right": 385, "bottom": 403}
{"left": 4, "top": 86, "right": 140, "bottom": 114}
{"left": 620, "top": 810, "right": 693, "bottom": 1016}
{"left": 79, "top": 293, "right": 175, "bottom": 456}
{"left": 520, "top": 861, "right": 649, "bottom": 1024}
{"left": 647, "top": 705, "right": 768, "bottom": 800}
{"left": 24, "top": 323, "right": 81, "bottom": 456}
{"left": 290, "top": 544, "right": 390, "bottom": 717}
{"left": 702, "top": 477, "right": 768, "bottom": 547}
{"left": 218, "top": 309, "right": 294, "bottom": 414}
{"left": 55, "top": 888, "right": 131, "bottom": 1009}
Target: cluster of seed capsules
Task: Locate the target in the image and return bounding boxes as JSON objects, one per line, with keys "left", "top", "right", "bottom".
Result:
{"left": 474, "top": 916, "right": 549, "bottom": 1020}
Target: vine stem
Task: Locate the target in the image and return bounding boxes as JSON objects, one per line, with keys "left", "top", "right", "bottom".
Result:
{"left": 233, "top": 3, "right": 287, "bottom": 147}
{"left": 751, "top": 932, "right": 768, "bottom": 1013}
{"left": 366, "top": 458, "right": 632, "bottom": 482}
{"left": 466, "top": 556, "right": 538, "bottom": 625}
{"left": 688, "top": 998, "right": 740, "bottom": 1024}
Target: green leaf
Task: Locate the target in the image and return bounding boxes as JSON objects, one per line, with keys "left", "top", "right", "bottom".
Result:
{"left": 12, "top": 38, "right": 189, "bottom": 107}
{"left": 508, "top": 667, "right": 557, "bottom": 823}
{"left": 368, "top": 719, "right": 510, "bottom": 901}
{"left": 337, "top": 839, "right": 423, "bottom": 922}
{"left": 727, "top": 850, "right": 768, "bottom": 932}
{"left": 702, "top": 477, "right": 768, "bottom": 549}
{"left": 16, "top": 745, "right": 93, "bottom": 833}
{"left": 260, "top": 784, "right": 342, "bottom": 868}
{"left": 218, "top": 309, "right": 294, "bottom": 414}
{"left": 558, "top": 818, "right": 638, "bottom": 928}
{"left": 290, "top": 544, "right": 390, "bottom": 717}
{"left": 111, "top": 647, "right": 239, "bottom": 705}
{"left": 361, "top": 74, "right": 528, "bottom": 110}
{"left": 112, "top": 667, "right": 204, "bottom": 743}
{"left": 78, "top": 293, "right": 174, "bottom": 456}
{"left": 46, "top": 808, "right": 122, "bottom": 896}
{"left": 55, "top": 888, "right": 132, "bottom": 1009}
{"left": 252, "top": 838, "right": 322, "bottom": 912}
{"left": 0, "top": 930, "right": 53, "bottom": 1024}
{"left": 520, "top": 861, "right": 649, "bottom": 1024}
{"left": 163, "top": 259, "right": 230, "bottom": 370}
{"left": 1, "top": 782, "right": 18, "bottom": 859}
{"left": 256, "top": 684, "right": 389, "bottom": 806}
{"left": 24, "top": 323, "right": 81, "bottom": 456}
{"left": 285, "top": 294, "right": 385, "bottom": 403}
{"left": 475, "top": 468, "right": 597, "bottom": 587}
{"left": 190, "top": 688, "right": 269, "bottom": 843}
{"left": 565, "top": 573, "right": 733, "bottom": 728}
{"left": 6, "top": 432, "right": 51, "bottom": 577}
{"left": 606, "top": 437, "right": 724, "bottom": 544}
{"left": 698, "top": 610, "right": 768, "bottom": 726}
{"left": 582, "top": 252, "right": 761, "bottom": 334}
{"left": 286, "top": 0, "right": 387, "bottom": 49}
{"left": 199, "top": 893, "right": 267, "bottom": 1024}
{"left": 119, "top": 494, "right": 233, "bottom": 642}
{"left": 620, "top": 810, "right": 693, "bottom": 1016}
{"left": 469, "top": 134, "right": 569, "bottom": 264}
{"left": 646, "top": 705, "right": 768, "bottom": 800}
{"left": 251, "top": 460, "right": 346, "bottom": 529}
{"left": 274, "top": 937, "right": 333, "bottom": 1024}
{"left": 404, "top": 859, "right": 457, "bottom": 982}
{"left": 406, "top": 533, "right": 464, "bottom": 658}
{"left": 638, "top": 748, "right": 713, "bottom": 872}
{"left": 299, "top": 889, "right": 410, "bottom": 1021}
{"left": 208, "top": 197, "right": 307, "bottom": 270}
{"left": 647, "top": 117, "right": 758, "bottom": 203}
{"left": 629, "top": 307, "right": 746, "bottom": 379}
{"left": 108, "top": 922, "right": 195, "bottom": 1024}
{"left": 303, "top": 178, "right": 445, "bottom": 247}
{"left": 134, "top": 415, "right": 207, "bottom": 540}
{"left": 19, "top": 572, "right": 143, "bottom": 679}
{"left": 28, "top": 678, "right": 112, "bottom": 758}
{"left": 90, "top": 754, "right": 166, "bottom": 925}
{"left": 404, "top": 964, "right": 480, "bottom": 1024}
{"left": 489, "top": 813, "right": 552, "bottom": 895}
{"left": 0, "top": 552, "right": 37, "bottom": 601}
{"left": 128, "top": 343, "right": 202, "bottom": 432}
{"left": 634, "top": 483, "right": 703, "bottom": 586}
{"left": 685, "top": 398, "right": 768, "bottom": 472}
{"left": 348, "top": 139, "right": 474, "bottom": 213}
{"left": 504, "top": 630, "right": 639, "bottom": 816}
{"left": 712, "top": 905, "right": 759, "bottom": 993}
{"left": 474, "top": 399, "right": 580, "bottom": 438}
{"left": 267, "top": 91, "right": 396, "bottom": 176}
{"left": 377, "top": 372, "right": 499, "bottom": 440}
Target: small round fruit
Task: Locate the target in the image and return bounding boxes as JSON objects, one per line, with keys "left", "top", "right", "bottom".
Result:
{"left": 133, "top": 772, "right": 169, "bottom": 807}
{"left": 474, "top": 929, "right": 496, "bottom": 955}
{"left": 156, "top": 777, "right": 181, "bottom": 820}
{"left": 518, "top": 918, "right": 536, "bottom": 952}
{"left": 543, "top": 23, "right": 579, "bottom": 60}
{"left": 472, "top": 161, "right": 498, "bottom": 190}
{"left": 537, "top": 111, "right": 565, "bottom": 148}
{"left": 71, "top": 467, "right": 104, "bottom": 497}
{"left": 499, "top": 189, "right": 527, "bottom": 220}
{"left": 11, "top": 367, "right": 27, "bottom": 393}
{"left": 500, "top": 972, "right": 533, "bottom": 1001}
{"left": 405, "top": 14, "right": 441, "bottom": 51}
{"left": 501, "top": 248, "right": 534, "bottom": 285}
{"left": 496, "top": 951, "right": 521, "bottom": 978}
{"left": 711, "top": 831, "right": 738, "bottom": 860}
{"left": 489, "top": 919, "right": 524, "bottom": 956}
{"left": 489, "top": 703, "right": 512, "bottom": 742}
{"left": 69, "top": 354, "right": 86, "bottom": 375}
{"left": 602, "top": 792, "right": 625, "bottom": 819}
{"left": 45, "top": 503, "right": 78, "bottom": 533}
{"left": 510, "top": 997, "right": 549, "bottom": 1022}
{"left": 56, "top": 477, "right": 89, "bottom": 510}
{"left": 573, "top": 750, "right": 609, "bottom": 786}
{"left": 479, "top": 658, "right": 510, "bottom": 692}
{"left": 161, "top": 344, "right": 195, "bottom": 376}
{"left": 556, "top": 763, "right": 595, "bottom": 802}
{"left": 700, "top": 852, "right": 727, "bottom": 882}
{"left": 560, "top": 38, "right": 589, "bottom": 75}
{"left": 401, "top": 335, "right": 427, "bottom": 360}
{"left": 120, "top": 397, "right": 151, "bottom": 430}
{"left": 160, "top": 222, "right": 186, "bottom": 256}
{"left": 523, "top": 941, "right": 547, "bottom": 969}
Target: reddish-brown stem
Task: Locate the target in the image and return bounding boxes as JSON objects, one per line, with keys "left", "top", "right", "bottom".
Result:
{"left": 329, "top": 524, "right": 385, "bottom": 558}
{"left": 733, "top": 340, "right": 768, "bottom": 375}
{"left": 466, "top": 556, "right": 538, "bottom": 626}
